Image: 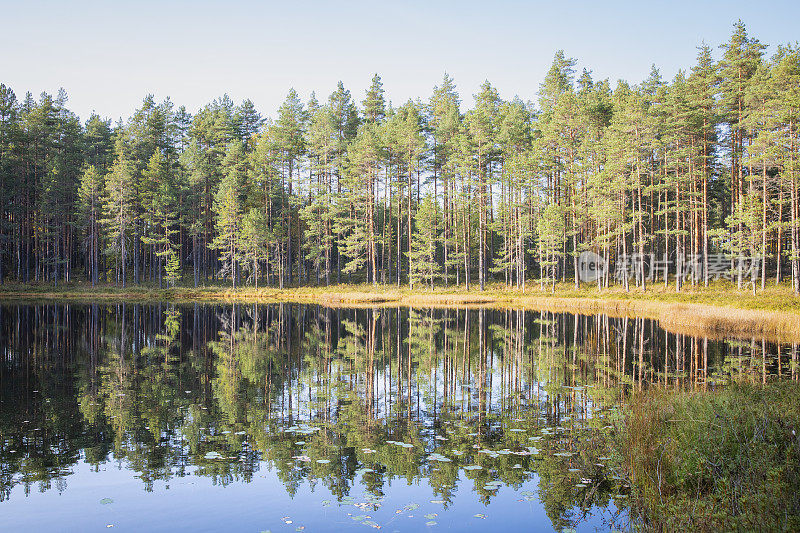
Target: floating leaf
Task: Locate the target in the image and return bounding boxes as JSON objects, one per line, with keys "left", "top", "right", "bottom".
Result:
{"left": 425, "top": 521, "right": 437, "bottom": 526}
{"left": 474, "top": 513, "right": 486, "bottom": 519}
{"left": 99, "top": 498, "right": 114, "bottom": 505}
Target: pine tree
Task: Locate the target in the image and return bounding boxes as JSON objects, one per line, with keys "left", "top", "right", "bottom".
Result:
{"left": 0, "top": 84, "right": 18, "bottom": 284}
{"left": 409, "top": 194, "right": 441, "bottom": 288}
{"left": 78, "top": 165, "right": 103, "bottom": 285}
{"left": 140, "top": 150, "right": 179, "bottom": 288}
{"left": 211, "top": 141, "right": 246, "bottom": 286}
{"left": 537, "top": 203, "right": 565, "bottom": 292}
{"left": 428, "top": 73, "right": 461, "bottom": 286}
{"left": 102, "top": 144, "right": 136, "bottom": 287}
{"left": 770, "top": 45, "right": 800, "bottom": 294}
{"left": 362, "top": 74, "right": 386, "bottom": 124}
{"left": 239, "top": 207, "right": 269, "bottom": 287}
{"left": 466, "top": 81, "right": 500, "bottom": 290}
{"left": 274, "top": 89, "right": 306, "bottom": 286}
{"left": 302, "top": 104, "right": 337, "bottom": 284}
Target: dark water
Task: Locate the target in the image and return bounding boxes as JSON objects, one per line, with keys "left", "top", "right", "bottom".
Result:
{"left": 0, "top": 303, "right": 796, "bottom": 532}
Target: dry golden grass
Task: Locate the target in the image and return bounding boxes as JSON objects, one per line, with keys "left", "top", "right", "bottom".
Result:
{"left": 1, "top": 280, "right": 798, "bottom": 342}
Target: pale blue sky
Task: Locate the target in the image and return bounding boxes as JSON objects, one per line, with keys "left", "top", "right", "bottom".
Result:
{"left": 1, "top": 0, "right": 798, "bottom": 122}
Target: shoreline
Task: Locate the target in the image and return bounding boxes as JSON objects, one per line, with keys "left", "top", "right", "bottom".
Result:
{"left": 1, "top": 282, "right": 799, "bottom": 343}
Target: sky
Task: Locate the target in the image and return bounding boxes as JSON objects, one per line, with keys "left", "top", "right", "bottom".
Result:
{"left": 2, "top": 0, "right": 799, "bottom": 122}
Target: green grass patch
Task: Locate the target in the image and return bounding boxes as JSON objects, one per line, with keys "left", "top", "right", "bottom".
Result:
{"left": 619, "top": 382, "right": 800, "bottom": 531}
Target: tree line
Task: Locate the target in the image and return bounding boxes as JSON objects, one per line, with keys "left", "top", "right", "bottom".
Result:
{"left": 0, "top": 22, "right": 798, "bottom": 293}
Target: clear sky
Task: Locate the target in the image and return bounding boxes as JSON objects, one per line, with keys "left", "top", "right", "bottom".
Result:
{"left": 2, "top": 0, "right": 798, "bottom": 122}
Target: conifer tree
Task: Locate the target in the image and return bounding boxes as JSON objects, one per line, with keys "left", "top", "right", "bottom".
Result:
{"left": 211, "top": 141, "right": 247, "bottom": 286}
{"left": 78, "top": 165, "right": 103, "bottom": 285}
{"left": 102, "top": 144, "right": 136, "bottom": 287}
{"left": 409, "top": 194, "right": 441, "bottom": 288}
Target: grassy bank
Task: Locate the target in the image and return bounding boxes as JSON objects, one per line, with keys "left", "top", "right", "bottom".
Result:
{"left": 1, "top": 280, "right": 799, "bottom": 342}
{"left": 618, "top": 382, "right": 800, "bottom": 531}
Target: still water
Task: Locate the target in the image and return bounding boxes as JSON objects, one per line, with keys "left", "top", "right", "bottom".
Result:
{"left": 0, "top": 303, "right": 795, "bottom": 532}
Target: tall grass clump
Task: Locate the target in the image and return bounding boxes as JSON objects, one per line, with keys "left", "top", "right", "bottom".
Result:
{"left": 619, "top": 382, "right": 800, "bottom": 531}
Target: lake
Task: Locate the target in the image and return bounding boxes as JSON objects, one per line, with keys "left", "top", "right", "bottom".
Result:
{"left": 0, "top": 302, "right": 795, "bottom": 532}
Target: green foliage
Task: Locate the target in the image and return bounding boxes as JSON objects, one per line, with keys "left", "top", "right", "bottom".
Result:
{"left": 211, "top": 141, "right": 247, "bottom": 284}
{"left": 408, "top": 194, "right": 441, "bottom": 288}
{"left": 1, "top": 22, "right": 799, "bottom": 295}
{"left": 620, "top": 383, "right": 800, "bottom": 531}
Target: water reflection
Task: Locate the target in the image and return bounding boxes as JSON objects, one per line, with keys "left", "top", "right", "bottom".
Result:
{"left": 0, "top": 303, "right": 796, "bottom": 531}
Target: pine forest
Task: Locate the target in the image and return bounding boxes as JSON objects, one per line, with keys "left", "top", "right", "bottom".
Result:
{"left": 1, "top": 22, "right": 798, "bottom": 295}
